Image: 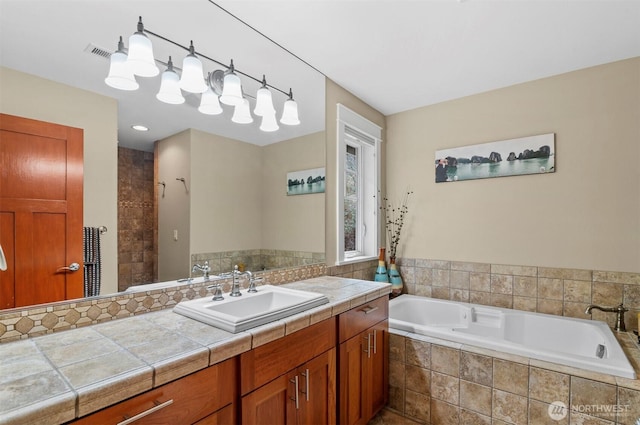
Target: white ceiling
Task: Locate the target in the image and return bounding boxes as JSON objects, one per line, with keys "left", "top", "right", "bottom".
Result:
{"left": 2, "top": 0, "right": 639, "bottom": 151}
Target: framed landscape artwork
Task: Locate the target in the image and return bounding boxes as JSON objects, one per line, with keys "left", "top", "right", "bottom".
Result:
{"left": 435, "top": 133, "right": 555, "bottom": 183}
{"left": 287, "top": 167, "right": 326, "bottom": 195}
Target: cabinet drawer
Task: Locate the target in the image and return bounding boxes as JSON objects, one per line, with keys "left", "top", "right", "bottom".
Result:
{"left": 240, "top": 317, "right": 336, "bottom": 395}
{"left": 338, "top": 296, "right": 388, "bottom": 343}
{"left": 72, "top": 357, "right": 237, "bottom": 424}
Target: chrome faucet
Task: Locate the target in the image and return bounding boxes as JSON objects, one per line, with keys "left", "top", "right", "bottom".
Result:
{"left": 218, "top": 265, "right": 244, "bottom": 297}
{"left": 219, "top": 265, "right": 260, "bottom": 296}
{"left": 192, "top": 261, "right": 211, "bottom": 281}
{"left": 585, "top": 303, "right": 628, "bottom": 332}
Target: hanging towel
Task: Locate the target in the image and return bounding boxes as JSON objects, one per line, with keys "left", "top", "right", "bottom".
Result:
{"left": 83, "top": 227, "right": 102, "bottom": 297}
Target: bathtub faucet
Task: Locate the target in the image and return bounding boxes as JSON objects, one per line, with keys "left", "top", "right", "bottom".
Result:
{"left": 585, "top": 303, "right": 628, "bottom": 332}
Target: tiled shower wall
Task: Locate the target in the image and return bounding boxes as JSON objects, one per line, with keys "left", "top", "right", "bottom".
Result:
{"left": 117, "top": 147, "right": 157, "bottom": 291}
{"left": 396, "top": 258, "right": 640, "bottom": 334}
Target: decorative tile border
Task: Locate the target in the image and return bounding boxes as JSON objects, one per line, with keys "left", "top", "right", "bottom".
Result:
{"left": 0, "top": 263, "right": 326, "bottom": 343}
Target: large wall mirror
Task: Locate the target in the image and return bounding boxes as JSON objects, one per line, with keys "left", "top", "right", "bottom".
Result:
{"left": 0, "top": 1, "right": 326, "bottom": 310}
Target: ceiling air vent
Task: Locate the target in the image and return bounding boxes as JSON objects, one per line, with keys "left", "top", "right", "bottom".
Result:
{"left": 84, "top": 43, "right": 112, "bottom": 60}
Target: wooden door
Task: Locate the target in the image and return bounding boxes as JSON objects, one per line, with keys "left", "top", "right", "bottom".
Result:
{"left": 368, "top": 322, "right": 388, "bottom": 418}
{"left": 241, "top": 372, "right": 297, "bottom": 425}
{"left": 298, "top": 348, "right": 336, "bottom": 425}
{"left": 339, "top": 332, "right": 367, "bottom": 425}
{"left": 0, "top": 113, "right": 84, "bottom": 308}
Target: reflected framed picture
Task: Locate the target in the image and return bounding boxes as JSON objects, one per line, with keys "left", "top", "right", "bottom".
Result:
{"left": 287, "top": 167, "right": 326, "bottom": 195}
{"left": 435, "top": 133, "right": 555, "bottom": 183}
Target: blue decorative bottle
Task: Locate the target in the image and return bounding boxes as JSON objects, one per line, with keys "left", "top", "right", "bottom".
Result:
{"left": 374, "top": 248, "right": 389, "bottom": 282}
{"left": 388, "top": 257, "right": 403, "bottom": 296}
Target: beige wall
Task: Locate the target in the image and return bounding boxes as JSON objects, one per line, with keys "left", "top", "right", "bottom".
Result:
{"left": 190, "top": 129, "right": 262, "bottom": 254}
{"left": 261, "top": 131, "right": 325, "bottom": 252}
{"left": 158, "top": 128, "right": 324, "bottom": 279}
{"left": 157, "top": 130, "right": 192, "bottom": 281}
{"left": 0, "top": 67, "right": 119, "bottom": 294}
{"left": 325, "top": 78, "right": 386, "bottom": 266}
{"left": 386, "top": 57, "right": 640, "bottom": 273}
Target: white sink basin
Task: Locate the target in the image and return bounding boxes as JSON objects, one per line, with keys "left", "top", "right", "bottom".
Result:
{"left": 173, "top": 285, "right": 330, "bottom": 333}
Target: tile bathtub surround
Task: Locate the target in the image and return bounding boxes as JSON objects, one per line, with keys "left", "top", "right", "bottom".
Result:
{"left": 0, "top": 263, "right": 326, "bottom": 343}
{"left": 191, "top": 249, "right": 326, "bottom": 275}
{"left": 389, "top": 331, "right": 640, "bottom": 425}
{"left": 397, "top": 258, "right": 640, "bottom": 333}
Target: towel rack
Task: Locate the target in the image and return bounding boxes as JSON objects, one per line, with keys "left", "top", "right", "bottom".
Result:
{"left": 98, "top": 226, "right": 108, "bottom": 235}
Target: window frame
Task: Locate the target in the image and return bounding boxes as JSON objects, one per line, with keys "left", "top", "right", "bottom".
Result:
{"left": 336, "top": 104, "right": 382, "bottom": 265}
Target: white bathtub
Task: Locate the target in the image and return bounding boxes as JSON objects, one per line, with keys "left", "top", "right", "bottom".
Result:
{"left": 389, "top": 295, "right": 636, "bottom": 379}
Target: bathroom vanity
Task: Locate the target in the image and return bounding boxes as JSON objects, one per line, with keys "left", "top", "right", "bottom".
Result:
{"left": 0, "top": 276, "right": 390, "bottom": 425}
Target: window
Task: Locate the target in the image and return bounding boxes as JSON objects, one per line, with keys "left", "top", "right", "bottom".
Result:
{"left": 336, "top": 104, "right": 382, "bottom": 264}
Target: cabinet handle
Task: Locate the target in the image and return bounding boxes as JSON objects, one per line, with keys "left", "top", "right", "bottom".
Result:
{"left": 361, "top": 305, "right": 378, "bottom": 315}
{"left": 364, "top": 333, "right": 371, "bottom": 358}
{"left": 117, "top": 399, "right": 174, "bottom": 425}
{"left": 300, "top": 368, "right": 310, "bottom": 401}
{"left": 373, "top": 329, "right": 377, "bottom": 355}
{"left": 289, "top": 376, "right": 299, "bottom": 409}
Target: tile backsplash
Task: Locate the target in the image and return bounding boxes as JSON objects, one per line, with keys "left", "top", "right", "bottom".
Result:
{"left": 2, "top": 256, "right": 638, "bottom": 344}
{"left": 0, "top": 263, "right": 326, "bottom": 343}
{"left": 191, "top": 249, "right": 325, "bottom": 275}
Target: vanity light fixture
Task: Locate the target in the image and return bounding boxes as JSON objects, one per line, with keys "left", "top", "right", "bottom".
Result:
{"left": 219, "top": 60, "right": 244, "bottom": 106}
{"left": 104, "top": 16, "right": 300, "bottom": 132}
{"left": 198, "top": 82, "right": 223, "bottom": 115}
{"left": 254, "top": 75, "right": 275, "bottom": 117}
{"left": 104, "top": 36, "right": 139, "bottom": 91}
{"left": 260, "top": 110, "right": 280, "bottom": 132}
{"left": 179, "top": 41, "right": 208, "bottom": 94}
{"left": 231, "top": 98, "right": 254, "bottom": 124}
{"left": 280, "top": 89, "right": 300, "bottom": 126}
{"left": 126, "top": 17, "right": 159, "bottom": 77}
{"left": 156, "top": 56, "right": 185, "bottom": 105}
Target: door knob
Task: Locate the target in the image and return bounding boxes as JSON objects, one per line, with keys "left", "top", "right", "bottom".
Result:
{"left": 57, "top": 262, "right": 80, "bottom": 272}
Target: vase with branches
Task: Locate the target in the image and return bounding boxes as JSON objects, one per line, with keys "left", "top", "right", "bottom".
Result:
{"left": 379, "top": 190, "right": 412, "bottom": 295}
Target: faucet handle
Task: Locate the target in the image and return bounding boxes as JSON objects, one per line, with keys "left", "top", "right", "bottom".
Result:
{"left": 248, "top": 276, "right": 263, "bottom": 293}
{"left": 207, "top": 283, "right": 224, "bottom": 301}
{"left": 617, "top": 303, "right": 629, "bottom": 312}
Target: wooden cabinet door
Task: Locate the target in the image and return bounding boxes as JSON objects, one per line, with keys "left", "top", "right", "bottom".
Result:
{"left": 338, "top": 322, "right": 389, "bottom": 425}
{"left": 297, "top": 348, "right": 336, "bottom": 425}
{"left": 0, "top": 113, "right": 84, "bottom": 308}
{"left": 368, "top": 321, "right": 388, "bottom": 418}
{"left": 242, "top": 372, "right": 297, "bottom": 425}
{"left": 339, "top": 331, "right": 367, "bottom": 425}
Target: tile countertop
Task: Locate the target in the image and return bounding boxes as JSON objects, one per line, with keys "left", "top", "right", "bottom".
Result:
{"left": 0, "top": 277, "right": 391, "bottom": 425}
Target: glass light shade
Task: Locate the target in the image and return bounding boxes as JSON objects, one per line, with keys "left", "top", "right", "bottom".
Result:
{"left": 105, "top": 50, "right": 139, "bottom": 91}
{"left": 260, "top": 111, "right": 279, "bottom": 132}
{"left": 280, "top": 98, "right": 300, "bottom": 125}
{"left": 254, "top": 86, "right": 275, "bottom": 117}
{"left": 219, "top": 72, "right": 243, "bottom": 106}
{"left": 198, "top": 87, "right": 223, "bottom": 115}
{"left": 127, "top": 32, "right": 159, "bottom": 77}
{"left": 156, "top": 68, "right": 185, "bottom": 104}
{"left": 231, "top": 98, "right": 253, "bottom": 124}
{"left": 179, "top": 54, "right": 207, "bottom": 93}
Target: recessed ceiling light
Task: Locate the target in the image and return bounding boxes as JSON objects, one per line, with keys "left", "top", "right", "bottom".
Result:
{"left": 131, "top": 124, "right": 149, "bottom": 132}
